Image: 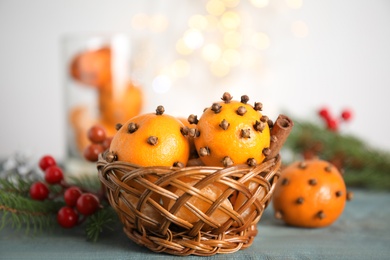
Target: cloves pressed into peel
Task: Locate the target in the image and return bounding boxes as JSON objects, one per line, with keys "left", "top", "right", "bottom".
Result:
{"left": 298, "top": 161, "right": 307, "bottom": 169}
{"left": 115, "top": 123, "right": 122, "bottom": 131}
{"left": 221, "top": 92, "right": 233, "bottom": 103}
{"left": 147, "top": 136, "right": 158, "bottom": 145}
{"left": 236, "top": 106, "right": 247, "bottom": 116}
{"left": 325, "top": 165, "right": 333, "bottom": 172}
{"left": 317, "top": 210, "right": 326, "bottom": 219}
{"left": 188, "top": 128, "right": 199, "bottom": 138}
{"left": 127, "top": 122, "right": 138, "bottom": 133}
{"left": 296, "top": 197, "right": 304, "bottom": 204}
{"left": 247, "top": 158, "right": 257, "bottom": 166}
{"left": 308, "top": 179, "right": 317, "bottom": 186}
{"left": 180, "top": 126, "right": 189, "bottom": 137}
{"left": 105, "top": 151, "right": 117, "bottom": 163}
{"left": 211, "top": 103, "right": 222, "bottom": 114}
{"left": 222, "top": 156, "right": 234, "bottom": 167}
{"left": 219, "top": 119, "right": 230, "bottom": 130}
{"left": 173, "top": 161, "right": 185, "bottom": 168}
{"left": 254, "top": 102, "right": 263, "bottom": 111}
{"left": 241, "top": 129, "right": 251, "bottom": 138}
{"left": 281, "top": 178, "right": 289, "bottom": 185}
{"left": 253, "top": 120, "right": 266, "bottom": 132}
{"left": 156, "top": 105, "right": 165, "bottom": 115}
{"left": 188, "top": 114, "right": 199, "bottom": 124}
{"left": 199, "top": 147, "right": 210, "bottom": 157}
{"left": 335, "top": 190, "right": 343, "bottom": 197}
{"left": 262, "top": 147, "right": 271, "bottom": 157}
{"left": 241, "top": 95, "right": 249, "bottom": 104}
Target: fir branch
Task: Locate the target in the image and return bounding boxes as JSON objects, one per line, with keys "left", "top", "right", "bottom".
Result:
{"left": 0, "top": 191, "right": 63, "bottom": 234}
{"left": 85, "top": 207, "right": 118, "bottom": 242}
{"left": 67, "top": 174, "right": 102, "bottom": 193}
{"left": 0, "top": 176, "right": 32, "bottom": 196}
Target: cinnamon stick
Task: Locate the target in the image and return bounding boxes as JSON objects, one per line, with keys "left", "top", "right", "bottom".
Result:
{"left": 265, "top": 114, "right": 294, "bottom": 161}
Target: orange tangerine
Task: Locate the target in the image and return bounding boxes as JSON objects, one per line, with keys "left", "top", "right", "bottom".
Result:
{"left": 99, "top": 82, "right": 143, "bottom": 126}
{"left": 70, "top": 46, "right": 112, "bottom": 88}
{"left": 272, "top": 159, "right": 347, "bottom": 228}
{"left": 109, "top": 106, "right": 190, "bottom": 167}
{"left": 193, "top": 92, "right": 271, "bottom": 167}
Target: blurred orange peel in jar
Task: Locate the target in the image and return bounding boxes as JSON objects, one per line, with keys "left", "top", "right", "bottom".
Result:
{"left": 68, "top": 45, "right": 143, "bottom": 155}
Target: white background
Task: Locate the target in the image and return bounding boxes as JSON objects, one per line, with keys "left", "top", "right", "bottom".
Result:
{"left": 1, "top": 0, "right": 389, "bottom": 162}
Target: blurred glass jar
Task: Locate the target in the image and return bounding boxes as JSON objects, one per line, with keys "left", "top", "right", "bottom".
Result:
{"left": 62, "top": 33, "right": 144, "bottom": 174}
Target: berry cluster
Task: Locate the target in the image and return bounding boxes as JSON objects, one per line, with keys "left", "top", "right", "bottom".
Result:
{"left": 29, "top": 155, "right": 101, "bottom": 228}
{"left": 83, "top": 125, "right": 112, "bottom": 162}
{"left": 318, "top": 107, "right": 353, "bottom": 132}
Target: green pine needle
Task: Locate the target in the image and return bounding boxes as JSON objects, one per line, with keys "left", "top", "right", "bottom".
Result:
{"left": 85, "top": 207, "right": 118, "bottom": 242}
{"left": 0, "top": 191, "right": 63, "bottom": 234}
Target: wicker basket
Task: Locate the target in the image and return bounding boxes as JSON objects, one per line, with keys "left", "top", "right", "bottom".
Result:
{"left": 97, "top": 152, "right": 282, "bottom": 256}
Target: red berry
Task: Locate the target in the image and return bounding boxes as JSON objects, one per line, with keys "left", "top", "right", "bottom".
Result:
{"left": 29, "top": 181, "right": 50, "bottom": 200}
{"left": 76, "top": 193, "right": 100, "bottom": 216}
{"left": 87, "top": 125, "right": 107, "bottom": 144}
{"left": 326, "top": 118, "right": 339, "bottom": 132}
{"left": 318, "top": 107, "right": 330, "bottom": 119}
{"left": 64, "top": 186, "right": 83, "bottom": 207}
{"left": 39, "top": 155, "right": 56, "bottom": 171}
{"left": 44, "top": 165, "right": 64, "bottom": 184}
{"left": 341, "top": 109, "right": 353, "bottom": 121}
{"left": 83, "top": 143, "right": 104, "bottom": 162}
{"left": 57, "top": 206, "right": 79, "bottom": 228}
{"left": 102, "top": 137, "right": 113, "bottom": 150}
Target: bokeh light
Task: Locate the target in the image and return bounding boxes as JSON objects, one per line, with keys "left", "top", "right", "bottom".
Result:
{"left": 206, "top": 0, "right": 226, "bottom": 16}
{"left": 249, "top": 0, "right": 269, "bottom": 8}
{"left": 152, "top": 75, "right": 172, "bottom": 93}
{"left": 286, "top": 0, "right": 303, "bottom": 9}
{"left": 251, "top": 32, "right": 270, "bottom": 50}
{"left": 291, "top": 20, "right": 309, "bottom": 38}
{"left": 202, "top": 43, "right": 222, "bottom": 62}
{"left": 220, "top": 11, "right": 241, "bottom": 30}
{"left": 183, "top": 29, "right": 204, "bottom": 49}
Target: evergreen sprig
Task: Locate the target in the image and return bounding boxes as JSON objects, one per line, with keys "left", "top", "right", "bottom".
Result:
{"left": 284, "top": 119, "right": 390, "bottom": 190}
{"left": 85, "top": 206, "right": 118, "bottom": 242}
{"left": 0, "top": 171, "right": 119, "bottom": 241}
{"left": 0, "top": 189, "right": 63, "bottom": 234}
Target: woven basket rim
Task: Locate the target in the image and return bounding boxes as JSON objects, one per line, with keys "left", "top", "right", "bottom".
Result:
{"left": 97, "top": 152, "right": 281, "bottom": 256}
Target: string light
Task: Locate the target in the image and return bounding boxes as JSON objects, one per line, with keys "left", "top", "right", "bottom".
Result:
{"left": 130, "top": 1, "right": 308, "bottom": 96}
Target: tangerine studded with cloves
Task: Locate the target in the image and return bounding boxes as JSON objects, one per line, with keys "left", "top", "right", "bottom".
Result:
{"left": 272, "top": 159, "right": 347, "bottom": 228}
{"left": 109, "top": 106, "right": 190, "bottom": 167}
{"left": 191, "top": 92, "right": 271, "bottom": 167}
